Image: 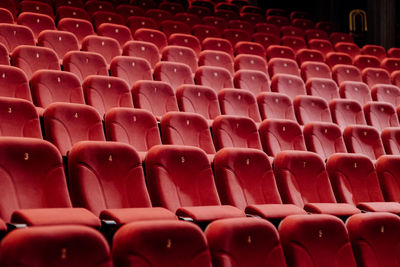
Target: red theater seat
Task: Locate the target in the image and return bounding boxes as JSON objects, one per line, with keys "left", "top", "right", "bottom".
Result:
{"left": 330, "top": 99, "right": 366, "bottom": 129}
{"left": 133, "top": 28, "right": 168, "bottom": 51}
{"left": 330, "top": 32, "right": 354, "bottom": 44}
{"left": 377, "top": 155, "right": 400, "bottom": 200}
{"left": 0, "top": 65, "right": 32, "bottom": 101}
{"left": 234, "top": 54, "right": 268, "bottom": 74}
{"left": 257, "top": 92, "right": 296, "bottom": 121}
{"left": 218, "top": 89, "right": 261, "bottom": 123}
{"left": 354, "top": 55, "right": 380, "bottom": 71}
{"left": 332, "top": 64, "right": 362, "bottom": 85}
{"left": 233, "top": 70, "right": 270, "bottom": 95}
{"left": 201, "top": 37, "right": 233, "bottom": 57}
{"left": 63, "top": 51, "right": 108, "bottom": 82}
{"left": 381, "top": 128, "right": 400, "bottom": 155}
{"left": 335, "top": 42, "right": 361, "bottom": 59}
{"left": 326, "top": 52, "right": 353, "bottom": 68}
{"left": 168, "top": 33, "right": 201, "bottom": 56}
{"left": 305, "top": 78, "right": 339, "bottom": 102}
{"left": 301, "top": 61, "right": 332, "bottom": 80}
{"left": 361, "top": 44, "right": 386, "bottom": 61}
{"left": 364, "top": 101, "right": 399, "bottom": 132}
{"left": 198, "top": 50, "right": 234, "bottom": 75}
{"left": 266, "top": 45, "right": 295, "bottom": 60}
{"left": 0, "top": 24, "right": 35, "bottom": 53}
{"left": 58, "top": 18, "right": 94, "bottom": 45}
{"left": 122, "top": 41, "right": 159, "bottom": 69}
{"left": 17, "top": 12, "right": 56, "bottom": 40}
{"left": 81, "top": 36, "right": 121, "bottom": 66}
{"left": 308, "top": 39, "right": 334, "bottom": 58}
{"left": 339, "top": 81, "right": 371, "bottom": 106}
{"left": 37, "top": 30, "right": 79, "bottom": 63}
{"left": 268, "top": 58, "right": 300, "bottom": 78}
{"left": 362, "top": 67, "right": 391, "bottom": 88}
{"left": 110, "top": 56, "right": 152, "bottom": 88}
{"left": 153, "top": 61, "right": 194, "bottom": 92}
{"left": 270, "top": 74, "right": 306, "bottom": 100}
{"left": 293, "top": 95, "right": 332, "bottom": 125}
{"left": 161, "top": 45, "right": 197, "bottom": 73}
{"left": 195, "top": 66, "right": 233, "bottom": 92}
{"left": 97, "top": 23, "right": 132, "bottom": 47}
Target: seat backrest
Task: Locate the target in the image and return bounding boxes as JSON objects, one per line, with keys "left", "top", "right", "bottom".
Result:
{"left": 361, "top": 44, "right": 386, "bottom": 61}
{"left": 132, "top": 80, "right": 178, "bottom": 121}
{"left": 234, "top": 54, "right": 268, "bottom": 74}
{"left": 0, "top": 97, "right": 42, "bottom": 138}
{"left": 353, "top": 55, "right": 380, "bottom": 71}
{"left": 82, "top": 75, "right": 133, "bottom": 116}
{"left": 63, "top": 51, "right": 108, "bottom": 82}
{"left": 305, "top": 78, "right": 339, "bottom": 102}
{"left": 376, "top": 155, "right": 400, "bottom": 202}
{"left": 212, "top": 115, "right": 262, "bottom": 151}
{"left": 218, "top": 88, "right": 261, "bottom": 122}
{"left": 161, "top": 45, "right": 197, "bottom": 73}
{"left": 58, "top": 18, "right": 94, "bottom": 44}
{"left": 280, "top": 26, "right": 305, "bottom": 38}
{"left": 364, "top": 101, "right": 399, "bottom": 132}
{"left": 81, "top": 35, "right": 121, "bottom": 65}
{"left": 145, "top": 145, "right": 221, "bottom": 212}
{"left": 110, "top": 56, "right": 152, "bottom": 88}
{"left": 43, "top": 103, "right": 106, "bottom": 155}
{"left": 168, "top": 33, "right": 201, "bottom": 56}
{"left": 362, "top": 67, "right": 391, "bottom": 88}
{"left": 68, "top": 141, "right": 152, "bottom": 216}
{"left": 257, "top": 92, "right": 296, "bottom": 121}
{"left": 266, "top": 45, "right": 295, "bottom": 60}
{"left": 153, "top": 61, "right": 194, "bottom": 92}
{"left": 326, "top": 52, "right": 353, "bottom": 68}
{"left": 301, "top": 61, "right": 332, "bottom": 81}
{"left": 381, "top": 57, "right": 400, "bottom": 74}
{"left": 296, "top": 49, "right": 325, "bottom": 65}
{"left": 330, "top": 32, "right": 354, "bottom": 44}
{"left": 252, "top": 33, "right": 279, "bottom": 50}
{"left": 160, "top": 112, "right": 215, "bottom": 154}
{"left": 270, "top": 74, "right": 306, "bottom": 100}
{"left": 206, "top": 217, "right": 287, "bottom": 267}
{"left": 214, "top": 148, "right": 283, "bottom": 209}
{"left": 381, "top": 128, "right": 400, "bottom": 155}
{"left": 192, "top": 25, "right": 221, "bottom": 42}
{"left": 160, "top": 20, "right": 191, "bottom": 37}
{"left": 308, "top": 39, "right": 334, "bottom": 57}
{"left": 113, "top": 220, "right": 212, "bottom": 267}
{"left": 329, "top": 98, "right": 366, "bottom": 129}
{"left": 233, "top": 70, "right": 270, "bottom": 95}
{"left": 327, "top": 153, "right": 385, "bottom": 205}
{"left": 339, "top": 81, "right": 371, "bottom": 106}
{"left": 0, "top": 65, "right": 32, "bottom": 101}
{"left": 0, "top": 7, "right": 14, "bottom": 23}
{"left": 30, "top": 69, "right": 84, "bottom": 108}
{"left": 0, "top": 225, "right": 113, "bottom": 267}
{"left": 305, "top": 29, "right": 329, "bottom": 41}
{"left": 279, "top": 214, "right": 357, "bottom": 267}
{"left": 280, "top": 36, "right": 307, "bottom": 53}
{"left": 133, "top": 28, "right": 167, "bottom": 51}
{"left": 223, "top": 28, "right": 251, "bottom": 46}
{"left": 259, "top": 119, "right": 306, "bottom": 156}
{"left": 11, "top": 45, "right": 60, "bottom": 80}
{"left": 335, "top": 42, "right": 361, "bottom": 59}
{"left": 0, "top": 43, "right": 9, "bottom": 65}
{"left": 332, "top": 64, "right": 362, "bottom": 86}
{"left": 303, "top": 122, "right": 347, "bottom": 160}
{"left": 127, "top": 16, "right": 157, "bottom": 33}
{"left": 56, "top": 6, "right": 90, "bottom": 21}
{"left": 37, "top": 30, "right": 79, "bottom": 62}
{"left": 0, "top": 137, "right": 71, "bottom": 222}
{"left": 122, "top": 40, "right": 159, "bottom": 69}
{"left": 198, "top": 50, "right": 234, "bottom": 75}
{"left": 293, "top": 95, "right": 331, "bottom": 125}
{"left": 234, "top": 41, "right": 266, "bottom": 58}
{"left": 268, "top": 58, "right": 300, "bottom": 78}
{"left": 195, "top": 66, "right": 233, "bottom": 92}
{"left": 92, "top": 11, "right": 123, "bottom": 29}
{"left": 17, "top": 12, "right": 56, "bottom": 39}
{"left": 97, "top": 23, "right": 132, "bottom": 47}
{"left": 0, "top": 23, "right": 35, "bottom": 52}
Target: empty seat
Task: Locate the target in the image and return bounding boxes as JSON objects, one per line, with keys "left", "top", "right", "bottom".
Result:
{"left": 303, "top": 122, "right": 347, "bottom": 160}
{"left": 279, "top": 214, "right": 358, "bottom": 266}
{"left": 110, "top": 56, "right": 152, "bottom": 88}
{"left": 84, "top": 1, "right": 114, "bottom": 15}
{"left": 145, "top": 9, "right": 172, "bottom": 25}
{"left": 361, "top": 44, "right": 386, "bottom": 61}
{"left": 168, "top": 33, "right": 201, "bottom": 56}
{"left": 0, "top": 97, "right": 42, "bottom": 138}
{"left": 388, "top": 47, "right": 400, "bottom": 58}
{"left": 160, "top": 20, "right": 191, "bottom": 37}
{"left": 332, "top": 64, "right": 362, "bottom": 85}
{"left": 122, "top": 40, "right": 159, "bottom": 69}
{"left": 268, "top": 58, "right": 300, "bottom": 78}
{"left": 68, "top": 141, "right": 176, "bottom": 223}
{"left": 274, "top": 151, "right": 360, "bottom": 216}
{"left": 192, "top": 25, "right": 220, "bottom": 42}
{"left": 330, "top": 32, "right": 354, "bottom": 44}
{"left": 354, "top": 55, "right": 380, "bottom": 71}
{"left": 195, "top": 66, "right": 233, "bottom": 92}
{"left": 0, "top": 24, "right": 35, "bottom": 53}
{"left": 362, "top": 67, "right": 391, "bottom": 87}
{"left": 56, "top": 6, "right": 90, "bottom": 21}
{"left": 296, "top": 49, "right": 325, "bottom": 65}
{"left": 305, "top": 28, "right": 329, "bottom": 41}
{"left": 377, "top": 155, "right": 400, "bottom": 199}
{"left": 58, "top": 18, "right": 94, "bottom": 45}
{"left": 234, "top": 41, "right": 265, "bottom": 58}
{"left": 254, "top": 23, "right": 280, "bottom": 35}
{"left": 308, "top": 39, "right": 334, "bottom": 58}
{"left": 280, "top": 26, "right": 305, "bottom": 38}
{"left": 392, "top": 70, "right": 400, "bottom": 87}
{"left": 113, "top": 220, "right": 212, "bottom": 267}
{"left": 174, "top": 13, "right": 201, "bottom": 28}
{"left": 234, "top": 54, "right": 268, "bottom": 74}
{"left": 257, "top": 92, "right": 296, "bottom": 121}
{"left": 159, "top": 2, "right": 185, "bottom": 14}
{"left": 305, "top": 78, "right": 340, "bottom": 102}
{"left": 18, "top": 1, "right": 53, "bottom": 17}
{"left": 372, "top": 84, "right": 400, "bottom": 107}
{"left": 160, "top": 112, "right": 215, "bottom": 160}
{"left": 187, "top": 5, "right": 213, "bottom": 18}
{"left": 266, "top": 45, "right": 295, "bottom": 60}
{"left": 327, "top": 153, "right": 400, "bottom": 213}
{"left": 82, "top": 76, "right": 133, "bottom": 116}
{"left": 326, "top": 52, "right": 353, "bottom": 68}
{"left": 265, "top": 15, "right": 289, "bottom": 27}
{"left": 132, "top": 80, "right": 178, "bottom": 121}
{"left": 330, "top": 99, "right": 367, "bottom": 129}
{"left": 292, "top": 18, "right": 314, "bottom": 30}
{"left": 97, "top": 23, "right": 132, "bottom": 47}
{"left": 343, "top": 125, "right": 385, "bottom": 161}
{"left": 153, "top": 61, "right": 194, "bottom": 92}
{"left": 381, "top": 57, "right": 400, "bottom": 74}
{"left": 30, "top": 70, "right": 84, "bottom": 108}
{"left": 0, "top": 225, "right": 112, "bottom": 266}
{"left": 126, "top": 16, "right": 157, "bottom": 33}
{"left": 339, "top": 81, "right": 371, "bottom": 106}
{"left": 364, "top": 101, "right": 399, "bottom": 132}
{"left": 105, "top": 108, "right": 161, "bottom": 161}
{"left": 252, "top": 33, "right": 280, "bottom": 50}
{"left": 229, "top": 20, "right": 254, "bottom": 34}
{"left": 215, "top": 10, "right": 239, "bottom": 21}
{"left": 335, "top": 42, "right": 361, "bottom": 59}
{"left": 259, "top": 119, "right": 306, "bottom": 156}
{"left": 0, "top": 137, "right": 100, "bottom": 226}
{"left": 270, "top": 74, "right": 306, "bottom": 100}
{"left": 301, "top": 61, "right": 332, "bottom": 80}
{"left": 0, "top": 7, "right": 14, "bottom": 24}
{"left": 293, "top": 95, "right": 332, "bottom": 125}
{"left": 131, "top": 0, "right": 157, "bottom": 10}
{"left": 92, "top": 11, "right": 123, "bottom": 29}
{"left": 17, "top": 12, "right": 56, "bottom": 40}
{"left": 63, "top": 51, "right": 108, "bottom": 82}
{"left": 205, "top": 218, "right": 289, "bottom": 267}
{"left": 37, "top": 30, "right": 79, "bottom": 63}
{"left": 145, "top": 145, "right": 245, "bottom": 222}
{"left": 316, "top": 21, "right": 337, "bottom": 34}
{"left": 115, "top": 5, "right": 144, "bottom": 22}
{"left": 81, "top": 36, "right": 121, "bottom": 66}
{"left": 133, "top": 28, "right": 168, "bottom": 51}
{"left": 198, "top": 50, "right": 234, "bottom": 75}
{"left": 161, "top": 45, "right": 197, "bottom": 73}
{"left": 233, "top": 70, "right": 270, "bottom": 95}
{"left": 280, "top": 36, "right": 307, "bottom": 53}
{"left": 218, "top": 89, "right": 261, "bottom": 123}
{"left": 201, "top": 38, "right": 233, "bottom": 58}
{"left": 0, "top": 65, "right": 32, "bottom": 101}
{"left": 0, "top": 43, "right": 8, "bottom": 65}
{"left": 11, "top": 45, "right": 60, "bottom": 80}
{"left": 43, "top": 103, "right": 106, "bottom": 156}
{"left": 201, "top": 16, "right": 228, "bottom": 33}
{"left": 212, "top": 115, "right": 262, "bottom": 151}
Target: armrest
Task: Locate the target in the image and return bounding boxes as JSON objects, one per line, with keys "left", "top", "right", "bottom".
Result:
{"left": 245, "top": 204, "right": 306, "bottom": 219}
{"left": 176, "top": 205, "right": 245, "bottom": 223}
{"left": 357, "top": 202, "right": 400, "bottom": 214}
{"left": 304, "top": 203, "right": 360, "bottom": 216}
{"left": 100, "top": 207, "right": 177, "bottom": 225}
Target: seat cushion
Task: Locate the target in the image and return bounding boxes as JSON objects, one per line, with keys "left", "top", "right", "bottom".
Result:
{"left": 245, "top": 204, "right": 306, "bottom": 219}
{"left": 176, "top": 205, "right": 245, "bottom": 222}
{"left": 357, "top": 202, "right": 400, "bottom": 214}
{"left": 304, "top": 203, "right": 361, "bottom": 216}
{"left": 100, "top": 207, "right": 177, "bottom": 225}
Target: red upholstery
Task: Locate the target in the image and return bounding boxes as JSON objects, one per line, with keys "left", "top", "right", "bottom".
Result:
{"left": 122, "top": 40, "right": 159, "bottom": 69}
{"left": 308, "top": 39, "right": 334, "bottom": 58}
{"left": 354, "top": 55, "right": 380, "bottom": 71}
{"left": 113, "top": 220, "right": 212, "bottom": 267}
{"left": 81, "top": 35, "right": 121, "bottom": 65}
{"left": 195, "top": 66, "right": 233, "bottom": 92}
{"left": 293, "top": 95, "right": 331, "bottom": 125}
{"left": 259, "top": 119, "right": 306, "bottom": 156}
{"left": 37, "top": 30, "right": 79, "bottom": 63}
{"left": 168, "top": 33, "right": 201, "bottom": 56}
{"left": 305, "top": 78, "right": 339, "bottom": 102}
{"left": 201, "top": 37, "right": 233, "bottom": 57}
{"left": 192, "top": 25, "right": 221, "bottom": 42}
{"left": 92, "top": 11, "right": 123, "bottom": 29}
{"left": 201, "top": 16, "right": 228, "bottom": 33}
{"left": 234, "top": 41, "right": 266, "bottom": 58}
{"left": 362, "top": 67, "right": 391, "bottom": 87}
{"left": 381, "top": 57, "right": 400, "bottom": 74}
{"left": 233, "top": 70, "right": 270, "bottom": 95}
{"left": 56, "top": 6, "right": 90, "bottom": 21}
{"left": 82, "top": 75, "right": 133, "bottom": 116}
{"left": 254, "top": 23, "right": 279, "bottom": 36}
{"left": 105, "top": 107, "right": 161, "bottom": 160}
{"left": 174, "top": 13, "right": 201, "bottom": 28}
{"left": 252, "top": 33, "right": 280, "bottom": 50}
{"left": 110, "top": 56, "right": 152, "bottom": 88}
{"left": 343, "top": 125, "right": 385, "bottom": 161}
{"left": 19, "top": 1, "right": 53, "bottom": 17}
{"left": 159, "top": 2, "right": 185, "bottom": 14}
{"left": 132, "top": 80, "right": 178, "bottom": 120}
{"left": 376, "top": 155, "right": 400, "bottom": 201}
{"left": 0, "top": 97, "right": 42, "bottom": 138}
{"left": 274, "top": 151, "right": 360, "bottom": 216}
{"left": 327, "top": 153, "right": 400, "bottom": 214}
{"left": 199, "top": 50, "right": 234, "bottom": 75}
{"left": 270, "top": 73, "right": 306, "bottom": 100}
{"left": 265, "top": 15, "right": 289, "bottom": 27}
{"left": 218, "top": 88, "right": 261, "bottom": 123}
{"left": 133, "top": 28, "right": 167, "bottom": 51}
{"left": 339, "top": 81, "right": 372, "bottom": 106}
{"left": 11, "top": 45, "right": 60, "bottom": 80}
{"left": 280, "top": 36, "right": 307, "bottom": 53}
{"left": 335, "top": 42, "right": 361, "bottom": 59}
{"left": 161, "top": 45, "right": 197, "bottom": 73}
{"left": 268, "top": 58, "right": 300, "bottom": 78}
{"left": 330, "top": 32, "right": 354, "bottom": 44}
{"left": 279, "top": 214, "right": 358, "bottom": 267}
{"left": 364, "top": 101, "right": 399, "bottom": 132}
{"left": 127, "top": 16, "right": 157, "bottom": 33}
{"left": 17, "top": 12, "right": 56, "bottom": 39}
{"left": 223, "top": 28, "right": 251, "bottom": 46}
{"left": 332, "top": 64, "right": 362, "bottom": 86}
{"left": 388, "top": 47, "right": 400, "bottom": 58}
{"left": 392, "top": 70, "right": 400, "bottom": 87}
{"left": 316, "top": 21, "right": 337, "bottom": 34}
{"left": 304, "top": 122, "right": 347, "bottom": 160}
{"left": 97, "top": 23, "right": 132, "bottom": 47}
{"left": 84, "top": 1, "right": 114, "bottom": 15}
{"left": 361, "top": 44, "right": 386, "bottom": 61}
{"left": 292, "top": 18, "right": 314, "bottom": 30}
{"left": 0, "top": 8, "right": 14, "bottom": 24}
{"left": 296, "top": 49, "right": 325, "bottom": 65}
{"left": 145, "top": 145, "right": 245, "bottom": 221}
{"left": 206, "top": 218, "right": 288, "bottom": 267}
{"left": 188, "top": 6, "right": 213, "bottom": 18}
{"left": 160, "top": 20, "right": 191, "bottom": 37}
{"left": 214, "top": 148, "right": 305, "bottom": 219}
{"left": 257, "top": 92, "right": 296, "bottom": 121}
{"left": 58, "top": 18, "right": 94, "bottom": 44}
{"left": 0, "top": 65, "right": 32, "bottom": 101}
{"left": 63, "top": 51, "right": 108, "bottom": 82}
{"left": 0, "top": 43, "right": 9, "bottom": 65}
{"left": 43, "top": 103, "right": 105, "bottom": 155}
{"left": 0, "top": 225, "right": 112, "bottom": 267}
{"left": 280, "top": 26, "right": 305, "bottom": 38}
{"left": 381, "top": 128, "right": 400, "bottom": 155}
{"left": 234, "top": 54, "right": 268, "bottom": 74}
{"left": 145, "top": 9, "right": 172, "bottom": 25}
{"left": 326, "top": 52, "right": 353, "bottom": 68}
{"left": 329, "top": 99, "right": 366, "bottom": 129}
{"left": 301, "top": 61, "right": 332, "bottom": 80}
{"left": 305, "top": 29, "right": 329, "bottom": 41}
{"left": 212, "top": 115, "right": 262, "bottom": 151}
{"left": 266, "top": 45, "right": 295, "bottom": 60}
{"left": 154, "top": 61, "right": 194, "bottom": 92}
